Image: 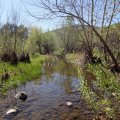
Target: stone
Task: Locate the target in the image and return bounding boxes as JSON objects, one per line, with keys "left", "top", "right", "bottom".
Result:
{"left": 71, "top": 89, "right": 80, "bottom": 93}
{"left": 71, "top": 90, "right": 76, "bottom": 93}
{"left": 67, "top": 101, "right": 73, "bottom": 107}
{"left": 15, "top": 92, "right": 28, "bottom": 102}
{"left": 6, "top": 107, "right": 17, "bottom": 115}
{"left": 112, "top": 92, "right": 116, "bottom": 96}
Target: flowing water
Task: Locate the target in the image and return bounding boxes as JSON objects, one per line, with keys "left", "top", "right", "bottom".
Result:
{"left": 0, "top": 60, "right": 95, "bottom": 120}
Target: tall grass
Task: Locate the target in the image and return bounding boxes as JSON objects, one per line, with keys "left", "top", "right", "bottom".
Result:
{"left": 66, "top": 53, "right": 120, "bottom": 118}
{"left": 78, "top": 64, "right": 120, "bottom": 119}
{"left": 0, "top": 55, "right": 48, "bottom": 95}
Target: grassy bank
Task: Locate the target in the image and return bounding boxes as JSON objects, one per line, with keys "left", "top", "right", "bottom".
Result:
{"left": 0, "top": 55, "right": 49, "bottom": 95}
{"left": 65, "top": 53, "right": 120, "bottom": 119}
{"left": 65, "top": 53, "right": 85, "bottom": 65}
{"left": 79, "top": 62, "right": 120, "bottom": 119}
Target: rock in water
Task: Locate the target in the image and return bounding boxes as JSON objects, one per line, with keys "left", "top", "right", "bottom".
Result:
{"left": 6, "top": 108, "right": 17, "bottom": 115}
{"left": 71, "top": 90, "right": 76, "bottom": 93}
{"left": 15, "top": 92, "right": 28, "bottom": 102}
{"left": 67, "top": 101, "right": 73, "bottom": 107}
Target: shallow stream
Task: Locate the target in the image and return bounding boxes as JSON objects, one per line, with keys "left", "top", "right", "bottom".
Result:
{"left": 0, "top": 60, "right": 94, "bottom": 120}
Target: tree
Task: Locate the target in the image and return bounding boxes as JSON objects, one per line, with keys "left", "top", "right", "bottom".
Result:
{"left": 0, "top": 23, "right": 15, "bottom": 54}
{"left": 25, "top": 27, "right": 43, "bottom": 54}
{"left": 0, "top": 23, "right": 28, "bottom": 54}
{"left": 22, "top": 0, "right": 120, "bottom": 69}
{"left": 41, "top": 31, "right": 57, "bottom": 54}
{"left": 17, "top": 25, "right": 28, "bottom": 52}
{"left": 55, "top": 16, "right": 81, "bottom": 53}
{"left": 11, "top": 8, "right": 20, "bottom": 53}
{"left": 26, "top": 27, "right": 58, "bottom": 55}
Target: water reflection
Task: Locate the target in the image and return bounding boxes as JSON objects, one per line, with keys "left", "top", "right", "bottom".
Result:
{"left": 44, "top": 60, "right": 78, "bottom": 78}
{"left": 41, "top": 60, "right": 79, "bottom": 93}
{"left": 0, "top": 59, "right": 95, "bottom": 120}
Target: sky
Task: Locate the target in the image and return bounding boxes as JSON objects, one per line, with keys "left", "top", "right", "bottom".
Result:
{"left": 1, "top": 0, "right": 120, "bottom": 31}
{"left": 0, "top": 0, "right": 61, "bottom": 32}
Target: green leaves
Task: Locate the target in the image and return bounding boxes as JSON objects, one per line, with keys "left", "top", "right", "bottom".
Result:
{"left": 78, "top": 63, "right": 120, "bottom": 119}
{"left": 0, "top": 55, "right": 46, "bottom": 95}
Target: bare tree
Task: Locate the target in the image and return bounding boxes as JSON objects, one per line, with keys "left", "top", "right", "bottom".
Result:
{"left": 21, "top": 0, "right": 120, "bottom": 68}
{"left": 11, "top": 6, "right": 20, "bottom": 53}
{"left": 0, "top": 0, "right": 2, "bottom": 25}
{"left": 0, "top": 0, "right": 3, "bottom": 54}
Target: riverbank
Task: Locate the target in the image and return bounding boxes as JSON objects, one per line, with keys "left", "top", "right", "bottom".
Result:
{"left": 65, "top": 53, "right": 120, "bottom": 119}
{"left": 65, "top": 53, "right": 85, "bottom": 66}
{"left": 1, "top": 53, "right": 120, "bottom": 119}
{"left": 0, "top": 55, "right": 50, "bottom": 95}
{"left": 0, "top": 57, "right": 95, "bottom": 120}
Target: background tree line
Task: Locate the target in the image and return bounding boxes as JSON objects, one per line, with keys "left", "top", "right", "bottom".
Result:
{"left": 21, "top": 0, "right": 120, "bottom": 73}
{"left": 1, "top": 0, "right": 120, "bottom": 72}
{"left": 0, "top": 17, "right": 120, "bottom": 62}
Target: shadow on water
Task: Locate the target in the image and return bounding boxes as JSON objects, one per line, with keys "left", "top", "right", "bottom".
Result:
{"left": 0, "top": 59, "right": 95, "bottom": 120}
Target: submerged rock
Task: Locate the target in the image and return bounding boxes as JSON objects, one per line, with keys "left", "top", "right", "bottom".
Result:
{"left": 38, "top": 82, "right": 42, "bottom": 84}
{"left": 6, "top": 107, "right": 17, "bottom": 115}
{"left": 71, "top": 90, "right": 76, "bottom": 93}
{"left": 15, "top": 92, "right": 28, "bottom": 102}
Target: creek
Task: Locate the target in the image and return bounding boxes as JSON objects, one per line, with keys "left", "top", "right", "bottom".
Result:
{"left": 0, "top": 59, "right": 94, "bottom": 120}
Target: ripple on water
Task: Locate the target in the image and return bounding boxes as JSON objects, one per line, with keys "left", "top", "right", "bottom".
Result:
{"left": 0, "top": 60, "right": 94, "bottom": 120}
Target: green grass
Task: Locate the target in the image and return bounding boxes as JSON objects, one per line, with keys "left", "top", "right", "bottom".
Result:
{"left": 78, "top": 64, "right": 120, "bottom": 119}
{"left": 65, "top": 53, "right": 85, "bottom": 63}
{"left": 66, "top": 52, "right": 120, "bottom": 118}
{"left": 0, "top": 55, "right": 49, "bottom": 95}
